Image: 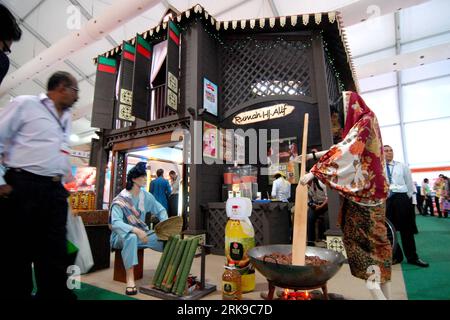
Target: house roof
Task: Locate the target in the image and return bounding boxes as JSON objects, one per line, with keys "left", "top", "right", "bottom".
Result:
{"left": 94, "top": 4, "right": 358, "bottom": 92}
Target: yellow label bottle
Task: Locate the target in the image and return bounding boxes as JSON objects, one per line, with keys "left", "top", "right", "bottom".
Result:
{"left": 225, "top": 216, "right": 255, "bottom": 293}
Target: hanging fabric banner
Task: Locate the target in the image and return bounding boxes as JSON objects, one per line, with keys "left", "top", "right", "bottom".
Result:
{"left": 91, "top": 56, "right": 117, "bottom": 129}
{"left": 132, "top": 34, "right": 153, "bottom": 121}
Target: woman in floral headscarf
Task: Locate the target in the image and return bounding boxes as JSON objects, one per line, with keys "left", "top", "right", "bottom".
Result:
{"left": 300, "top": 91, "right": 392, "bottom": 300}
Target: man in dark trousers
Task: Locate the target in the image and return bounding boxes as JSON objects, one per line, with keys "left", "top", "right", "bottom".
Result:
{"left": 150, "top": 168, "right": 171, "bottom": 211}
{"left": 0, "top": 71, "right": 79, "bottom": 299}
{"left": 0, "top": 4, "right": 22, "bottom": 85}
{"left": 384, "top": 145, "right": 429, "bottom": 267}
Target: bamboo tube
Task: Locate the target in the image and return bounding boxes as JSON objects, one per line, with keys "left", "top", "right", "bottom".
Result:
{"left": 161, "top": 238, "right": 182, "bottom": 288}
{"left": 162, "top": 239, "right": 187, "bottom": 292}
{"left": 155, "top": 236, "right": 179, "bottom": 288}
{"left": 292, "top": 113, "right": 309, "bottom": 266}
{"left": 171, "top": 238, "right": 193, "bottom": 294}
{"left": 152, "top": 236, "right": 175, "bottom": 285}
{"left": 175, "top": 236, "right": 200, "bottom": 296}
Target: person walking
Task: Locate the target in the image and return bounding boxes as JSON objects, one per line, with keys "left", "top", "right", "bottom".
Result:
{"left": 0, "top": 71, "right": 79, "bottom": 300}
{"left": 422, "top": 178, "right": 434, "bottom": 216}
{"left": 149, "top": 168, "right": 171, "bottom": 211}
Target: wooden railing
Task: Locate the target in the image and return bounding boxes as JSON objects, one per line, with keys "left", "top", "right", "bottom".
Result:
{"left": 152, "top": 84, "right": 176, "bottom": 120}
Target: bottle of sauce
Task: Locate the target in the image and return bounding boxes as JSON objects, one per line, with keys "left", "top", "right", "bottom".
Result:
{"left": 222, "top": 262, "right": 242, "bottom": 300}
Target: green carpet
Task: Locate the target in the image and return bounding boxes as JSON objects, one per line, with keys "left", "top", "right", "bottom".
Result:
{"left": 400, "top": 215, "right": 450, "bottom": 300}
{"left": 74, "top": 282, "right": 137, "bottom": 300}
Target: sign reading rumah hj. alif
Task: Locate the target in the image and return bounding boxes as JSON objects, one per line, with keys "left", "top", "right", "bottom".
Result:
{"left": 232, "top": 104, "right": 295, "bottom": 125}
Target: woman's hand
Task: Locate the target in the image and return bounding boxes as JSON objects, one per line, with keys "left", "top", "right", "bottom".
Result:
{"left": 134, "top": 228, "right": 148, "bottom": 243}
{"left": 300, "top": 172, "right": 315, "bottom": 185}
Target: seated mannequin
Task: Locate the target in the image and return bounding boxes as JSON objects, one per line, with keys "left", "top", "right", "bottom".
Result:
{"left": 109, "top": 162, "right": 168, "bottom": 295}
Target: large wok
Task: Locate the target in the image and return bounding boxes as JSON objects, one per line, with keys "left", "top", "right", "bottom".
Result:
{"left": 248, "top": 244, "right": 345, "bottom": 288}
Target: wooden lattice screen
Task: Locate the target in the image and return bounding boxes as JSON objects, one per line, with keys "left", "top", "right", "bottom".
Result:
{"left": 220, "top": 36, "right": 313, "bottom": 117}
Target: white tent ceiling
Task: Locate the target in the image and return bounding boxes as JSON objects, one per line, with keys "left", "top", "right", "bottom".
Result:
{"left": 0, "top": 0, "right": 449, "bottom": 148}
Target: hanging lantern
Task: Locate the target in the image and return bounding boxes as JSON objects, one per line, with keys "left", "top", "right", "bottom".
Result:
{"left": 216, "top": 21, "right": 221, "bottom": 31}
{"left": 224, "top": 21, "right": 229, "bottom": 30}
{"left": 250, "top": 19, "right": 255, "bottom": 29}
{"left": 186, "top": 10, "right": 190, "bottom": 18}
{"left": 240, "top": 19, "right": 246, "bottom": 29}
{"left": 232, "top": 20, "right": 238, "bottom": 29}
{"left": 280, "top": 17, "right": 286, "bottom": 27}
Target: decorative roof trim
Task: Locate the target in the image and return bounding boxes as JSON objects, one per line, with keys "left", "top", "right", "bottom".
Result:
{"left": 92, "top": 4, "right": 358, "bottom": 91}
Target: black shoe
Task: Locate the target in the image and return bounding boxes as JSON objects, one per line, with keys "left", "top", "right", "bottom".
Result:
{"left": 407, "top": 258, "right": 429, "bottom": 267}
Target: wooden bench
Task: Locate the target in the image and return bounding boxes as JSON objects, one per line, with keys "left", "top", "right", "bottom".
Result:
{"left": 113, "top": 248, "right": 144, "bottom": 283}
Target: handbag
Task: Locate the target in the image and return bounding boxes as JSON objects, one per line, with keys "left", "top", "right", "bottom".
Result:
{"left": 66, "top": 208, "right": 94, "bottom": 274}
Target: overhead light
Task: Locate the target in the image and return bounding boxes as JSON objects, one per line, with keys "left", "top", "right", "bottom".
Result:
{"left": 70, "top": 134, "right": 80, "bottom": 142}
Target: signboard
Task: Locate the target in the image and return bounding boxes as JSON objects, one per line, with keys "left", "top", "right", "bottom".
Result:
{"left": 168, "top": 71, "right": 178, "bottom": 93}
{"left": 233, "top": 103, "right": 295, "bottom": 125}
{"left": 203, "top": 78, "right": 218, "bottom": 116}
{"left": 118, "top": 89, "right": 135, "bottom": 121}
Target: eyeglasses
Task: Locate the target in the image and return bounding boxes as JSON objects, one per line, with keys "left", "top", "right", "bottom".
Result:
{"left": 66, "top": 86, "right": 79, "bottom": 92}
{"left": 2, "top": 41, "right": 11, "bottom": 55}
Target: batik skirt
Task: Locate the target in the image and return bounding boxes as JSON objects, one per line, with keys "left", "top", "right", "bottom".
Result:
{"left": 339, "top": 199, "right": 392, "bottom": 283}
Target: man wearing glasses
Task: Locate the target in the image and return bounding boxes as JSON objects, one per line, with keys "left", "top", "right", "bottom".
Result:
{"left": 0, "top": 71, "right": 79, "bottom": 300}
{"left": 0, "top": 4, "right": 22, "bottom": 85}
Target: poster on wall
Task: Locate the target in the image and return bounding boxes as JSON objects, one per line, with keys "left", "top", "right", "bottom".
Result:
{"left": 267, "top": 137, "right": 299, "bottom": 184}
{"left": 64, "top": 167, "right": 97, "bottom": 191}
{"left": 203, "top": 78, "right": 218, "bottom": 116}
{"left": 203, "top": 122, "right": 218, "bottom": 159}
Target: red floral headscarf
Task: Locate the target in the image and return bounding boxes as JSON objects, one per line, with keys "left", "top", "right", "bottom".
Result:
{"left": 311, "top": 91, "right": 389, "bottom": 204}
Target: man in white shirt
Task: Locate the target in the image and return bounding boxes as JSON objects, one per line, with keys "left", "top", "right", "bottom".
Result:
{"left": 271, "top": 171, "right": 291, "bottom": 202}
{"left": 0, "top": 71, "right": 79, "bottom": 299}
{"left": 384, "top": 145, "right": 429, "bottom": 268}
{"left": 168, "top": 170, "right": 181, "bottom": 217}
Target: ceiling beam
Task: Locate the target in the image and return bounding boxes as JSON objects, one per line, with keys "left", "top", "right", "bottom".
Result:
{"left": 267, "top": 0, "right": 279, "bottom": 17}
{"left": 22, "top": 0, "right": 47, "bottom": 20}
{"left": 213, "top": 0, "right": 251, "bottom": 18}
{"left": 339, "top": 0, "right": 429, "bottom": 27}
{"left": 356, "top": 42, "right": 450, "bottom": 79}
{"left": 4, "top": 5, "right": 94, "bottom": 88}
{"left": 0, "top": 0, "right": 163, "bottom": 97}
{"left": 68, "top": 0, "right": 118, "bottom": 48}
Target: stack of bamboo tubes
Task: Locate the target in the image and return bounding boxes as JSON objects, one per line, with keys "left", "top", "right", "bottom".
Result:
{"left": 152, "top": 235, "right": 201, "bottom": 296}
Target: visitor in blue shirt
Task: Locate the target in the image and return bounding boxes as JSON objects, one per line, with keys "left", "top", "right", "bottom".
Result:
{"left": 150, "top": 168, "right": 171, "bottom": 211}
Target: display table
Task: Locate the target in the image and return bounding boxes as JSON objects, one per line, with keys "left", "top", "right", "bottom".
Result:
{"left": 72, "top": 210, "right": 111, "bottom": 272}
{"left": 204, "top": 202, "right": 293, "bottom": 255}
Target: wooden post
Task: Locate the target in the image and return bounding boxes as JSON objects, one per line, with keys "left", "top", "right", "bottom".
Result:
{"left": 292, "top": 113, "right": 309, "bottom": 266}
{"left": 311, "top": 31, "right": 341, "bottom": 237}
